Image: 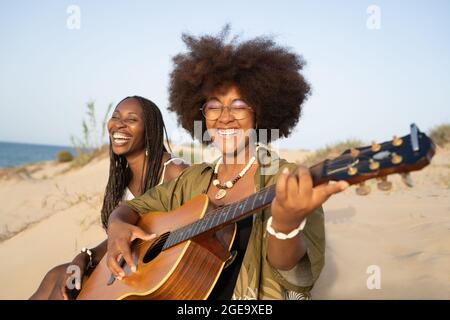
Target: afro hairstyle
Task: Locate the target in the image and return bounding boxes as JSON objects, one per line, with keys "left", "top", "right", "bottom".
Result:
{"left": 168, "top": 26, "right": 311, "bottom": 143}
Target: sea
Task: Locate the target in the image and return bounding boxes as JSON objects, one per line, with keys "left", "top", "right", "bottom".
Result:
{"left": 0, "top": 141, "right": 77, "bottom": 168}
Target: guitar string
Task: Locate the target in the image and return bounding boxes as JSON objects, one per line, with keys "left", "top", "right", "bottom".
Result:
{"left": 127, "top": 186, "right": 273, "bottom": 254}
{"left": 325, "top": 143, "right": 394, "bottom": 172}
{"left": 123, "top": 150, "right": 368, "bottom": 255}
{"left": 121, "top": 142, "right": 396, "bottom": 258}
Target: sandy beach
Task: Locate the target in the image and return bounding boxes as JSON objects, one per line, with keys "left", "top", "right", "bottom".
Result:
{"left": 0, "top": 146, "right": 449, "bottom": 299}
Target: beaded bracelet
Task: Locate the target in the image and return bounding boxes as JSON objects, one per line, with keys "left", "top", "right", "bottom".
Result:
{"left": 81, "top": 247, "right": 94, "bottom": 269}
{"left": 266, "top": 217, "right": 307, "bottom": 240}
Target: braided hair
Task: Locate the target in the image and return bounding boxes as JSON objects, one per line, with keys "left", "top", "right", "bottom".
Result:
{"left": 100, "top": 96, "right": 171, "bottom": 230}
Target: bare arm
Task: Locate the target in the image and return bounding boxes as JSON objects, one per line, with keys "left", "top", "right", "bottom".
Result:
{"left": 108, "top": 204, "right": 140, "bottom": 226}
{"left": 266, "top": 223, "right": 307, "bottom": 270}
{"left": 267, "top": 167, "right": 347, "bottom": 270}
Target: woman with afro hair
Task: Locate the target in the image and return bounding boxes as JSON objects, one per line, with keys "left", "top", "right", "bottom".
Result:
{"left": 105, "top": 27, "right": 348, "bottom": 300}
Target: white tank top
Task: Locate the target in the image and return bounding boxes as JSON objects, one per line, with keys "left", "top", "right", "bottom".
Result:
{"left": 122, "top": 187, "right": 135, "bottom": 201}
{"left": 157, "top": 157, "right": 185, "bottom": 186}
{"left": 122, "top": 156, "right": 185, "bottom": 200}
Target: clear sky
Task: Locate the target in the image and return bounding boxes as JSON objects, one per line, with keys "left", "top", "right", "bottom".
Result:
{"left": 0, "top": 0, "right": 449, "bottom": 149}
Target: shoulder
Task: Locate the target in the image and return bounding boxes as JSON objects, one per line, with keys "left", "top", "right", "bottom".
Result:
{"left": 178, "top": 162, "right": 212, "bottom": 177}
{"left": 162, "top": 160, "right": 212, "bottom": 183}
{"left": 162, "top": 158, "right": 189, "bottom": 183}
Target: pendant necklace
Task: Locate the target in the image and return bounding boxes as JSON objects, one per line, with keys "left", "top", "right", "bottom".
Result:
{"left": 213, "top": 155, "right": 256, "bottom": 200}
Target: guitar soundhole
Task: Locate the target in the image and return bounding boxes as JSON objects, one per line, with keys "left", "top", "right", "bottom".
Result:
{"left": 143, "top": 232, "right": 170, "bottom": 263}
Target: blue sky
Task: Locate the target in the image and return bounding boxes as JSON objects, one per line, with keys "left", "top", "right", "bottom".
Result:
{"left": 0, "top": 0, "right": 449, "bottom": 149}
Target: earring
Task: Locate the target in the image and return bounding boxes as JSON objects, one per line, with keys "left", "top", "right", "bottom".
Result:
{"left": 145, "top": 149, "right": 149, "bottom": 157}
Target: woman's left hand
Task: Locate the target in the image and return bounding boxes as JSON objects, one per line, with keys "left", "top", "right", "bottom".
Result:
{"left": 270, "top": 166, "right": 348, "bottom": 232}
{"left": 59, "top": 253, "right": 88, "bottom": 300}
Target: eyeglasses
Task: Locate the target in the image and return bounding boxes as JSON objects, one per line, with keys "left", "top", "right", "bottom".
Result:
{"left": 200, "top": 100, "right": 254, "bottom": 120}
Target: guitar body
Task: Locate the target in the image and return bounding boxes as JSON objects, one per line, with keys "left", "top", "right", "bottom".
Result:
{"left": 77, "top": 194, "right": 236, "bottom": 300}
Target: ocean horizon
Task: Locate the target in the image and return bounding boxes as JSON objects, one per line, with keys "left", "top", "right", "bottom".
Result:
{"left": 0, "top": 141, "right": 76, "bottom": 168}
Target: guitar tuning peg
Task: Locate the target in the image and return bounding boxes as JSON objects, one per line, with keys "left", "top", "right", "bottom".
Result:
{"left": 401, "top": 173, "right": 413, "bottom": 188}
{"left": 350, "top": 148, "right": 360, "bottom": 158}
{"left": 377, "top": 176, "right": 392, "bottom": 191}
{"left": 369, "top": 159, "right": 380, "bottom": 171}
{"left": 347, "top": 166, "right": 358, "bottom": 176}
{"left": 392, "top": 135, "right": 403, "bottom": 147}
{"left": 371, "top": 143, "right": 381, "bottom": 152}
{"left": 356, "top": 182, "right": 371, "bottom": 196}
{"left": 391, "top": 152, "right": 402, "bottom": 165}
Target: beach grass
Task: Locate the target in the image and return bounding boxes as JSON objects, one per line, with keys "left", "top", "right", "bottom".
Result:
{"left": 299, "top": 139, "right": 364, "bottom": 167}
{"left": 429, "top": 123, "right": 450, "bottom": 147}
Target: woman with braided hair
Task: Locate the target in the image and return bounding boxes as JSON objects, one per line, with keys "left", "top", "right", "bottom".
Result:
{"left": 30, "top": 96, "right": 188, "bottom": 299}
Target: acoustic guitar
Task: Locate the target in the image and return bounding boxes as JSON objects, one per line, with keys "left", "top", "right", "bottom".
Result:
{"left": 77, "top": 123, "right": 435, "bottom": 300}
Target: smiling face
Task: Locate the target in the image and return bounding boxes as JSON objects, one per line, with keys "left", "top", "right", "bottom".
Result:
{"left": 107, "top": 98, "right": 146, "bottom": 157}
{"left": 205, "top": 85, "right": 255, "bottom": 158}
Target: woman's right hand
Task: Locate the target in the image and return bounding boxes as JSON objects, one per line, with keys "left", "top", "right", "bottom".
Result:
{"left": 106, "top": 219, "right": 155, "bottom": 280}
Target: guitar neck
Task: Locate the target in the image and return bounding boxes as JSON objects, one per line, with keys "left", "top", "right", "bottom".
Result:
{"left": 162, "top": 164, "right": 325, "bottom": 250}
{"left": 162, "top": 124, "right": 435, "bottom": 251}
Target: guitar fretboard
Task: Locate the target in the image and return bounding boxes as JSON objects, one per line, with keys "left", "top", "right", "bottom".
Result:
{"left": 162, "top": 185, "right": 276, "bottom": 250}
{"left": 161, "top": 162, "right": 327, "bottom": 250}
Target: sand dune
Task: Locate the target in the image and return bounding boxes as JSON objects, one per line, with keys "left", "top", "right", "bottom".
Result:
{"left": 0, "top": 146, "right": 448, "bottom": 299}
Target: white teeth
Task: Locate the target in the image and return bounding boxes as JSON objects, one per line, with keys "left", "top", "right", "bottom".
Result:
{"left": 112, "top": 132, "right": 131, "bottom": 146}
{"left": 218, "top": 129, "right": 238, "bottom": 135}
{"left": 112, "top": 133, "right": 131, "bottom": 139}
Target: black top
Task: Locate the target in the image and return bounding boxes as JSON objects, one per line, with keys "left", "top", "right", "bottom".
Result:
{"left": 208, "top": 216, "right": 253, "bottom": 300}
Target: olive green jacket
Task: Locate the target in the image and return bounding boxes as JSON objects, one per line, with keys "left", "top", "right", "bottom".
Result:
{"left": 124, "top": 155, "right": 325, "bottom": 300}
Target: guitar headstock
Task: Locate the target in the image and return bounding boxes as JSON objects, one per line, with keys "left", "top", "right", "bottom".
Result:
{"left": 311, "top": 124, "right": 436, "bottom": 194}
